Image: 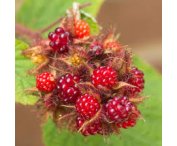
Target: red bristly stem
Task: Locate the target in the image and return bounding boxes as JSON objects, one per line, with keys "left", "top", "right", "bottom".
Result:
{"left": 15, "top": 23, "right": 41, "bottom": 41}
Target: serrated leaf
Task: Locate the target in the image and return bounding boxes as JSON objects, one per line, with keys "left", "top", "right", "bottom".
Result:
{"left": 42, "top": 56, "right": 162, "bottom": 146}
{"left": 80, "top": 10, "right": 100, "bottom": 35}
{"left": 15, "top": 39, "right": 38, "bottom": 105}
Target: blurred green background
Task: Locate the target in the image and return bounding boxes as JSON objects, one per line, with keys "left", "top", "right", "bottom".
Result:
{"left": 15, "top": 0, "right": 162, "bottom": 146}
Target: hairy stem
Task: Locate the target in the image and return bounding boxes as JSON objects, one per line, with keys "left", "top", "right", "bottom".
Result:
{"left": 58, "top": 112, "right": 75, "bottom": 121}
{"left": 60, "top": 105, "right": 75, "bottom": 109}
{"left": 129, "top": 96, "right": 147, "bottom": 103}
{"left": 15, "top": 23, "right": 41, "bottom": 41}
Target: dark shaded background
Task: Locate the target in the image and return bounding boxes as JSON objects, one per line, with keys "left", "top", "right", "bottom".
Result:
{"left": 16, "top": 0, "right": 162, "bottom": 146}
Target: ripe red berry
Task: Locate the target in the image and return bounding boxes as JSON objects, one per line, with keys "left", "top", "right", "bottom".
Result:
{"left": 48, "top": 27, "right": 71, "bottom": 53}
{"left": 76, "top": 94, "right": 100, "bottom": 120}
{"left": 91, "top": 66, "right": 118, "bottom": 88}
{"left": 127, "top": 67, "right": 145, "bottom": 96}
{"left": 56, "top": 74, "right": 81, "bottom": 103}
{"left": 76, "top": 116, "right": 103, "bottom": 136}
{"left": 116, "top": 106, "right": 140, "bottom": 129}
{"left": 74, "top": 20, "right": 90, "bottom": 38}
{"left": 88, "top": 42, "right": 103, "bottom": 58}
{"left": 121, "top": 113, "right": 138, "bottom": 128}
{"left": 36, "top": 72, "right": 56, "bottom": 92}
{"left": 105, "top": 96, "right": 134, "bottom": 122}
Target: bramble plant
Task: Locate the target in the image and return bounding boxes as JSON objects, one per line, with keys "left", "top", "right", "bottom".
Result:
{"left": 19, "top": 2, "right": 146, "bottom": 136}
{"left": 16, "top": 1, "right": 162, "bottom": 146}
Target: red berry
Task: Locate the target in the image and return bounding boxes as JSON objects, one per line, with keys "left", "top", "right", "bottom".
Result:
{"left": 121, "top": 114, "right": 137, "bottom": 128}
{"left": 74, "top": 20, "right": 90, "bottom": 38}
{"left": 88, "top": 42, "right": 103, "bottom": 58}
{"left": 76, "top": 94, "right": 100, "bottom": 120}
{"left": 105, "top": 96, "right": 134, "bottom": 122}
{"left": 48, "top": 27, "right": 71, "bottom": 53}
{"left": 76, "top": 116, "right": 102, "bottom": 136}
{"left": 127, "top": 67, "right": 145, "bottom": 96}
{"left": 117, "top": 108, "right": 140, "bottom": 129}
{"left": 36, "top": 72, "right": 56, "bottom": 92}
{"left": 56, "top": 74, "right": 81, "bottom": 103}
{"left": 91, "top": 66, "right": 118, "bottom": 88}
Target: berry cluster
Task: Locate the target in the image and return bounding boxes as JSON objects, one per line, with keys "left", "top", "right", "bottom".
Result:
{"left": 25, "top": 3, "right": 145, "bottom": 137}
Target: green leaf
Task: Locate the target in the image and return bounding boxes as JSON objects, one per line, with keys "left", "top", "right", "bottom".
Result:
{"left": 42, "top": 57, "right": 162, "bottom": 146}
{"left": 15, "top": 39, "right": 38, "bottom": 105}
{"left": 16, "top": 0, "right": 104, "bottom": 31}
{"left": 80, "top": 10, "right": 100, "bottom": 35}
